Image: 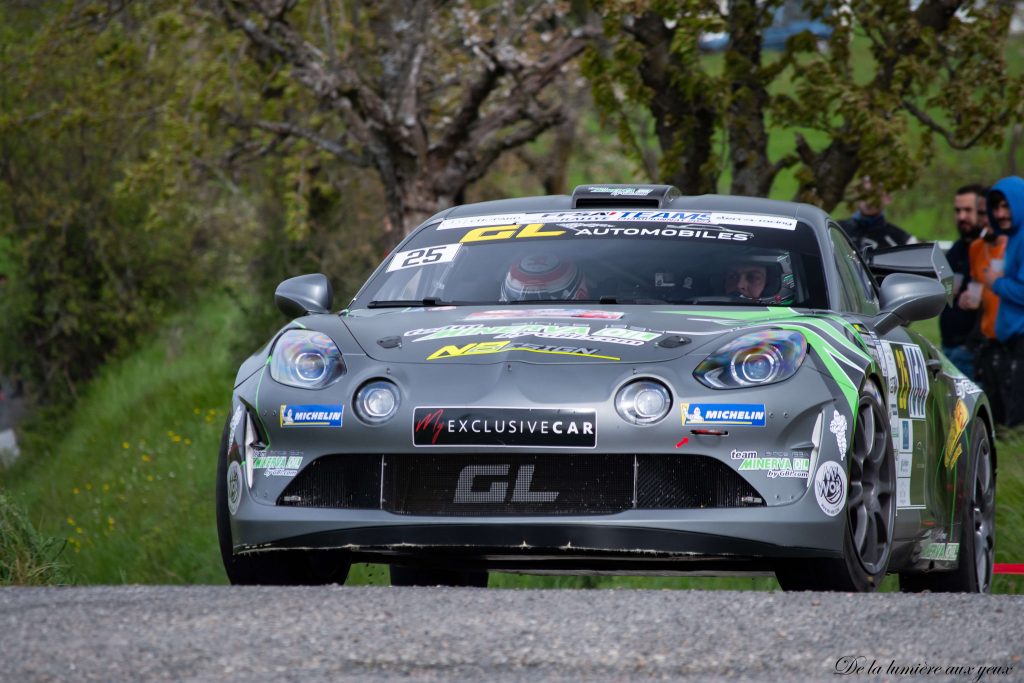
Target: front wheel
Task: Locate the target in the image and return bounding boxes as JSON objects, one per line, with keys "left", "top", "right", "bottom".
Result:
{"left": 899, "top": 422, "right": 995, "bottom": 593}
{"left": 215, "top": 414, "right": 351, "bottom": 585}
{"left": 777, "top": 382, "right": 896, "bottom": 591}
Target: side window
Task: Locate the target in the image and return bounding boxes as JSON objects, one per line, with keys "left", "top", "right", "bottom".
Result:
{"left": 829, "top": 226, "right": 879, "bottom": 314}
{"left": 827, "top": 229, "right": 868, "bottom": 315}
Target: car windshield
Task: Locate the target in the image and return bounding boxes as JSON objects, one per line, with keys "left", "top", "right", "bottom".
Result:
{"left": 354, "top": 211, "right": 828, "bottom": 308}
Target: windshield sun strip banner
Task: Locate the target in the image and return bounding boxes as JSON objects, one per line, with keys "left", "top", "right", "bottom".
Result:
{"left": 438, "top": 211, "right": 798, "bottom": 232}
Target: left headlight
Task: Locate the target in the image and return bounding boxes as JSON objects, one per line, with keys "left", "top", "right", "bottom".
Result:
{"left": 615, "top": 379, "right": 672, "bottom": 425}
{"left": 270, "top": 329, "right": 346, "bottom": 389}
{"left": 694, "top": 330, "right": 806, "bottom": 389}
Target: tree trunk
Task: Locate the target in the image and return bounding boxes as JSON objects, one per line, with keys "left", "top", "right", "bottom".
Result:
{"left": 633, "top": 12, "right": 720, "bottom": 195}
{"left": 725, "top": 1, "right": 774, "bottom": 197}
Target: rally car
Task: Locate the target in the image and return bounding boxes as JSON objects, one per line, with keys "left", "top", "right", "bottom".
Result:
{"left": 216, "top": 184, "right": 996, "bottom": 592}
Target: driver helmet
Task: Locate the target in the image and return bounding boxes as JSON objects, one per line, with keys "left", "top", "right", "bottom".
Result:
{"left": 500, "top": 253, "right": 589, "bottom": 302}
{"left": 724, "top": 251, "right": 796, "bottom": 305}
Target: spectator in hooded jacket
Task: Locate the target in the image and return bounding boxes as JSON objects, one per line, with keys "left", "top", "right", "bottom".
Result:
{"left": 983, "top": 175, "right": 1024, "bottom": 426}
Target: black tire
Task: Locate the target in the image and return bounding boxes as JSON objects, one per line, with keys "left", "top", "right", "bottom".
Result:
{"left": 216, "top": 415, "right": 351, "bottom": 585}
{"left": 389, "top": 565, "right": 489, "bottom": 587}
{"left": 777, "top": 381, "right": 896, "bottom": 591}
{"left": 899, "top": 422, "right": 995, "bottom": 593}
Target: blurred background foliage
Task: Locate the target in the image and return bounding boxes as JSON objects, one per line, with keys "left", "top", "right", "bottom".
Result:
{"left": 1, "top": 0, "right": 1024, "bottom": 587}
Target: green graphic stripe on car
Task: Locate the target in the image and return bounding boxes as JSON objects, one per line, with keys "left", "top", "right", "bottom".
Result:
{"left": 789, "top": 316, "right": 873, "bottom": 366}
{"left": 770, "top": 323, "right": 859, "bottom": 414}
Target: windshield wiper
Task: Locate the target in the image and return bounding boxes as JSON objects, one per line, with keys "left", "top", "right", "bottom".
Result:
{"left": 367, "top": 297, "right": 450, "bottom": 308}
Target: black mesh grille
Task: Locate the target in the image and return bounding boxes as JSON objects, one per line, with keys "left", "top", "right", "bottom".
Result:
{"left": 385, "top": 453, "right": 633, "bottom": 516}
{"left": 277, "top": 453, "right": 764, "bottom": 513}
{"left": 636, "top": 455, "right": 764, "bottom": 508}
{"left": 277, "top": 455, "right": 381, "bottom": 509}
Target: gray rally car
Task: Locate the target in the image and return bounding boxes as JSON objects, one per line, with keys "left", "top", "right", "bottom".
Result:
{"left": 216, "top": 184, "right": 996, "bottom": 592}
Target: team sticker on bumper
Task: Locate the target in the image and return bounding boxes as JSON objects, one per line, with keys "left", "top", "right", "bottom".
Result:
{"left": 681, "top": 403, "right": 766, "bottom": 427}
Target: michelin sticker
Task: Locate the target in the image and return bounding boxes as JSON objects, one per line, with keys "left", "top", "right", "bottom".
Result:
{"left": 814, "top": 461, "right": 847, "bottom": 517}
{"left": 681, "top": 403, "right": 766, "bottom": 427}
{"left": 226, "top": 461, "right": 243, "bottom": 515}
{"left": 386, "top": 243, "right": 461, "bottom": 272}
{"left": 829, "top": 409, "right": 848, "bottom": 459}
{"left": 280, "top": 405, "right": 344, "bottom": 428}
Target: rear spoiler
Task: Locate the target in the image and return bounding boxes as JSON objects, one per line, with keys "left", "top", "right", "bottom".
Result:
{"left": 866, "top": 243, "right": 954, "bottom": 305}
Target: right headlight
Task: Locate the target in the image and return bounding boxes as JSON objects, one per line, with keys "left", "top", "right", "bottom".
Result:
{"left": 694, "top": 330, "right": 806, "bottom": 389}
{"left": 270, "top": 329, "right": 346, "bottom": 389}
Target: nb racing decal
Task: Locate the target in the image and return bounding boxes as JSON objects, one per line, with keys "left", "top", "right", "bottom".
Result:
{"left": 426, "top": 341, "right": 619, "bottom": 361}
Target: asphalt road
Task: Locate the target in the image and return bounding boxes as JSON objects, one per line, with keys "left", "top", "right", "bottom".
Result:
{"left": 1, "top": 586, "right": 1022, "bottom": 682}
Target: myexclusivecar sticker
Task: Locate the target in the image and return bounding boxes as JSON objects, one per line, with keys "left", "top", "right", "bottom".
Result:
{"left": 464, "top": 309, "right": 624, "bottom": 320}
{"left": 426, "top": 341, "right": 619, "bottom": 361}
{"left": 814, "top": 461, "right": 847, "bottom": 517}
{"left": 279, "top": 404, "right": 344, "bottom": 427}
{"left": 413, "top": 407, "right": 596, "bottom": 448}
{"left": 681, "top": 403, "right": 766, "bottom": 427}
{"left": 386, "top": 243, "right": 461, "bottom": 272}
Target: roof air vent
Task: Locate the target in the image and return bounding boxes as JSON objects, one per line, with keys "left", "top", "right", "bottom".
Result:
{"left": 571, "top": 184, "right": 681, "bottom": 209}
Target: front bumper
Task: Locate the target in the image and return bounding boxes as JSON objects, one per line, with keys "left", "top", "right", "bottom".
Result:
{"left": 226, "top": 342, "right": 854, "bottom": 570}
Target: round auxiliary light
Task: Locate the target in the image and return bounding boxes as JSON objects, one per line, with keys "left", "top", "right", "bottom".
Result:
{"left": 354, "top": 381, "right": 400, "bottom": 424}
{"left": 295, "top": 352, "right": 327, "bottom": 382}
{"left": 615, "top": 380, "right": 672, "bottom": 425}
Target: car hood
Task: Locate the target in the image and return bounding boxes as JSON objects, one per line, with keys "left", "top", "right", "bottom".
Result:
{"left": 338, "top": 305, "right": 815, "bottom": 365}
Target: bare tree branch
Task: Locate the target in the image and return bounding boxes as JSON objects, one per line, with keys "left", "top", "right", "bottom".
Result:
{"left": 247, "top": 118, "right": 371, "bottom": 166}
{"left": 901, "top": 99, "right": 998, "bottom": 150}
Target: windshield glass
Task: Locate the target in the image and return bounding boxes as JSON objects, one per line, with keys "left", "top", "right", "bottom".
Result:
{"left": 354, "top": 211, "right": 828, "bottom": 308}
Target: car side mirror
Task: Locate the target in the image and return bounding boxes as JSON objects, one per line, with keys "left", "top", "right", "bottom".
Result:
{"left": 872, "top": 273, "right": 948, "bottom": 335}
{"left": 275, "top": 273, "right": 333, "bottom": 318}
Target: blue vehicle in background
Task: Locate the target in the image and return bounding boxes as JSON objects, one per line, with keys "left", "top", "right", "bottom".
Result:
{"left": 699, "top": 1, "right": 834, "bottom": 52}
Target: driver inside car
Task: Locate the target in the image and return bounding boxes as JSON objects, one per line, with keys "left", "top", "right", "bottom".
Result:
{"left": 499, "top": 253, "right": 590, "bottom": 302}
{"left": 722, "top": 252, "right": 797, "bottom": 305}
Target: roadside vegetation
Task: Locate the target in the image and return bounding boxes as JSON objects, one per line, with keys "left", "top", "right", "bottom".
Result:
{"left": 0, "top": 493, "right": 66, "bottom": 586}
